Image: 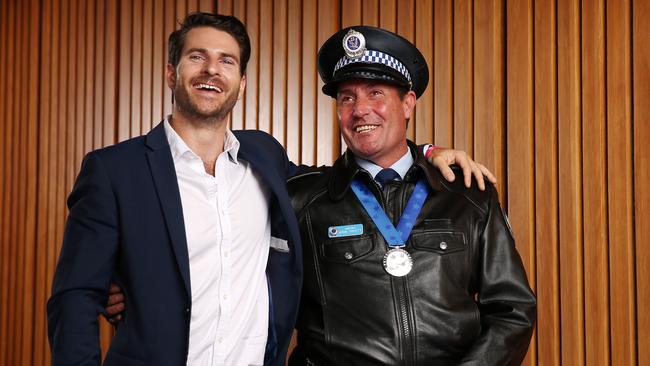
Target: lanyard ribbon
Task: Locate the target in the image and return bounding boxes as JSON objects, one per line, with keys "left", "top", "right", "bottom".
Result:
{"left": 350, "top": 178, "right": 430, "bottom": 248}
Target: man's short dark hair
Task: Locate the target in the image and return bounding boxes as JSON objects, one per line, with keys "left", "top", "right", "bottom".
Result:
{"left": 168, "top": 12, "right": 251, "bottom": 75}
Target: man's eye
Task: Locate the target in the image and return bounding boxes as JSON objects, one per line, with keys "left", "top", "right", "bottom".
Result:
{"left": 221, "top": 58, "right": 235, "bottom": 65}
{"left": 189, "top": 55, "right": 203, "bottom": 61}
{"left": 371, "top": 90, "right": 383, "bottom": 97}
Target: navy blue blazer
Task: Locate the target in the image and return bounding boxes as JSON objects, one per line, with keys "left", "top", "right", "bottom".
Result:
{"left": 47, "top": 122, "right": 303, "bottom": 366}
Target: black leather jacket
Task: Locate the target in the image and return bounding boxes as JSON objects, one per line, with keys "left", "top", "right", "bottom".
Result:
{"left": 287, "top": 143, "right": 536, "bottom": 366}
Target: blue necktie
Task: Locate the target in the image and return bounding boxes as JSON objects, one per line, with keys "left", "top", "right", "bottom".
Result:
{"left": 375, "top": 168, "right": 401, "bottom": 186}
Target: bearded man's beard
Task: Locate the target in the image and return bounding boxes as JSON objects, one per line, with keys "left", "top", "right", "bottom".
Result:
{"left": 173, "top": 82, "right": 240, "bottom": 124}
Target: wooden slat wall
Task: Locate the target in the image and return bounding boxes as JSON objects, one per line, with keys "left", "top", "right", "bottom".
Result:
{"left": 0, "top": 1, "right": 648, "bottom": 365}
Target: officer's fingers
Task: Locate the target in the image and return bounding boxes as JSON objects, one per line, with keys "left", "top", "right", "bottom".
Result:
{"left": 472, "top": 162, "right": 486, "bottom": 191}
{"left": 107, "top": 292, "right": 124, "bottom": 306}
{"left": 105, "top": 302, "right": 125, "bottom": 317}
{"left": 108, "top": 283, "right": 121, "bottom": 294}
{"left": 432, "top": 155, "right": 456, "bottom": 182}
{"left": 454, "top": 153, "right": 472, "bottom": 188}
{"left": 479, "top": 163, "right": 497, "bottom": 184}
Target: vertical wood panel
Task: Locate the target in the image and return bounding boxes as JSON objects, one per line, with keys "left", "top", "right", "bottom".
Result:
{"left": 316, "top": 0, "right": 339, "bottom": 165}
{"left": 152, "top": 0, "right": 165, "bottom": 124}
{"left": 34, "top": 0, "right": 52, "bottom": 361}
{"left": 396, "top": 0, "right": 415, "bottom": 141}
{"left": 1, "top": 1, "right": 13, "bottom": 363}
{"left": 453, "top": 0, "right": 473, "bottom": 153}
{"left": 378, "top": 0, "right": 396, "bottom": 31}
{"left": 0, "top": 2, "right": 647, "bottom": 365}
{"left": 131, "top": 0, "right": 144, "bottom": 138}
{"left": 506, "top": 1, "right": 536, "bottom": 364}
{"left": 433, "top": 0, "right": 453, "bottom": 148}
{"left": 118, "top": 0, "right": 133, "bottom": 141}
{"left": 22, "top": 0, "right": 40, "bottom": 360}
{"left": 286, "top": 0, "right": 301, "bottom": 163}
{"left": 606, "top": 1, "right": 636, "bottom": 364}
{"left": 93, "top": 0, "right": 106, "bottom": 148}
{"left": 300, "top": 0, "right": 316, "bottom": 165}
{"left": 534, "top": 0, "right": 561, "bottom": 364}
{"left": 581, "top": 1, "right": 610, "bottom": 364}
{"left": 414, "top": 0, "right": 433, "bottom": 145}
{"left": 0, "top": 0, "right": 6, "bottom": 359}
{"left": 473, "top": 0, "right": 505, "bottom": 190}
{"left": 557, "top": 0, "right": 585, "bottom": 364}
{"left": 244, "top": 0, "right": 260, "bottom": 130}
{"left": 361, "top": 0, "right": 379, "bottom": 26}
{"left": 258, "top": 0, "right": 273, "bottom": 133}
{"left": 142, "top": 0, "right": 154, "bottom": 133}
{"left": 15, "top": 2, "right": 28, "bottom": 358}
{"left": 634, "top": 0, "right": 650, "bottom": 364}
{"left": 271, "top": 0, "right": 287, "bottom": 144}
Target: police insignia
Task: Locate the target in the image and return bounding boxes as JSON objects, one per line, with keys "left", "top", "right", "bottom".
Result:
{"left": 342, "top": 29, "right": 366, "bottom": 58}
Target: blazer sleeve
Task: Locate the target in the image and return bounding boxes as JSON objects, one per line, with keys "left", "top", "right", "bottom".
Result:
{"left": 458, "top": 186, "right": 537, "bottom": 365}
{"left": 47, "top": 152, "right": 119, "bottom": 366}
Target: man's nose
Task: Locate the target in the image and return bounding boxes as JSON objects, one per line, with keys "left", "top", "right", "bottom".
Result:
{"left": 352, "top": 98, "right": 370, "bottom": 117}
{"left": 203, "top": 59, "right": 221, "bottom": 76}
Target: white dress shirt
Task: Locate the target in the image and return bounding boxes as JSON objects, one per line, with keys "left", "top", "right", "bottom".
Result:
{"left": 164, "top": 120, "right": 271, "bottom": 366}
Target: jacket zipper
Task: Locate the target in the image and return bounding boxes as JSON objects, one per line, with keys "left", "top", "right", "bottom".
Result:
{"left": 381, "top": 183, "right": 415, "bottom": 365}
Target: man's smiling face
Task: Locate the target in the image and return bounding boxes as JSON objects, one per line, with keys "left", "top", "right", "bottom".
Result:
{"left": 166, "top": 26, "right": 246, "bottom": 123}
{"left": 336, "top": 79, "right": 416, "bottom": 167}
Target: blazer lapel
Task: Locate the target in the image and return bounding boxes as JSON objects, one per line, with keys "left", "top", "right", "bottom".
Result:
{"left": 145, "top": 123, "right": 192, "bottom": 298}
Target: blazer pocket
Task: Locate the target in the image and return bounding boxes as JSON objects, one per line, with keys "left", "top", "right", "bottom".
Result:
{"left": 320, "top": 234, "right": 374, "bottom": 263}
{"left": 411, "top": 231, "right": 466, "bottom": 255}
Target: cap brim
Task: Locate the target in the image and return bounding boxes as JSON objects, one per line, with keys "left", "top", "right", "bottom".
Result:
{"left": 321, "top": 63, "right": 411, "bottom": 97}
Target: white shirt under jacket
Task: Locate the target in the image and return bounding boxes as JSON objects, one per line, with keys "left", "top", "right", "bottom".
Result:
{"left": 164, "top": 120, "right": 271, "bottom": 366}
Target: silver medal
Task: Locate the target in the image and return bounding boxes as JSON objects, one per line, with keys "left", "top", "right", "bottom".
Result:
{"left": 383, "top": 248, "right": 413, "bottom": 277}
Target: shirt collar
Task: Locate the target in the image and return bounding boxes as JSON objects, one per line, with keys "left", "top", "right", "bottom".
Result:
{"left": 163, "top": 116, "right": 241, "bottom": 164}
{"left": 354, "top": 148, "right": 414, "bottom": 180}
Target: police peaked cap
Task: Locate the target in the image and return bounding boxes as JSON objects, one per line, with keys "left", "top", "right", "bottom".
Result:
{"left": 317, "top": 25, "right": 429, "bottom": 98}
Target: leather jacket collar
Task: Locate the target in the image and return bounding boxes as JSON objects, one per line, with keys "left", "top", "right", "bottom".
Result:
{"left": 328, "top": 140, "right": 444, "bottom": 201}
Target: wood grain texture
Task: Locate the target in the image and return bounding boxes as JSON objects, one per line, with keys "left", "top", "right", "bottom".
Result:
{"left": 534, "top": 0, "right": 561, "bottom": 364}
{"left": 634, "top": 0, "right": 650, "bottom": 364}
{"left": 414, "top": 0, "right": 433, "bottom": 145}
{"left": 453, "top": 0, "right": 473, "bottom": 153}
{"left": 0, "top": 1, "right": 646, "bottom": 364}
{"left": 606, "top": 1, "right": 636, "bottom": 364}
{"left": 581, "top": 1, "right": 610, "bottom": 364}
{"left": 557, "top": 0, "right": 585, "bottom": 364}
{"left": 506, "top": 1, "right": 536, "bottom": 364}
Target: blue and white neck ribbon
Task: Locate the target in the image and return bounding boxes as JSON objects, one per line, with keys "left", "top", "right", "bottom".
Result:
{"left": 350, "top": 178, "right": 429, "bottom": 248}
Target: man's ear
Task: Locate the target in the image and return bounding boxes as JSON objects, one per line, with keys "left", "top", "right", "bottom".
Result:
{"left": 402, "top": 90, "right": 417, "bottom": 120}
{"left": 237, "top": 74, "right": 247, "bottom": 100}
{"left": 166, "top": 64, "right": 176, "bottom": 90}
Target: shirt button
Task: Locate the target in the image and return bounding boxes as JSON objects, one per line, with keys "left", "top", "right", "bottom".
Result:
{"left": 223, "top": 294, "right": 228, "bottom": 300}
{"left": 217, "top": 337, "right": 223, "bottom": 343}
{"left": 224, "top": 251, "right": 229, "bottom": 258}
{"left": 344, "top": 252, "right": 353, "bottom": 260}
{"left": 439, "top": 241, "right": 447, "bottom": 250}
{"left": 184, "top": 307, "right": 191, "bottom": 316}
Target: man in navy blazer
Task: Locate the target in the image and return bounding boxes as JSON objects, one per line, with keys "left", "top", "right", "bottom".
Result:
{"left": 48, "top": 12, "right": 492, "bottom": 366}
{"left": 47, "top": 13, "right": 304, "bottom": 366}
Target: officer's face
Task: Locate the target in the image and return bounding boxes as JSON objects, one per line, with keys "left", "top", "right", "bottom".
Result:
{"left": 336, "top": 80, "right": 416, "bottom": 167}
{"left": 166, "top": 27, "right": 246, "bottom": 123}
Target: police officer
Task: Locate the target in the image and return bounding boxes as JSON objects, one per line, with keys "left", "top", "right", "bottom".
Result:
{"left": 287, "top": 26, "right": 536, "bottom": 365}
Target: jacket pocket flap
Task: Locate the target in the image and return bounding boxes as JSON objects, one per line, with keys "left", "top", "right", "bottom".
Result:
{"left": 411, "top": 231, "right": 466, "bottom": 254}
{"left": 321, "top": 234, "right": 374, "bottom": 263}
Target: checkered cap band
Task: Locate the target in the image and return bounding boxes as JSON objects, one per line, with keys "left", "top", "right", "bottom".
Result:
{"left": 333, "top": 50, "right": 412, "bottom": 83}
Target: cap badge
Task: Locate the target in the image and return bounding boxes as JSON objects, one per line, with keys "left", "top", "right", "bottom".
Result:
{"left": 342, "top": 29, "right": 366, "bottom": 58}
